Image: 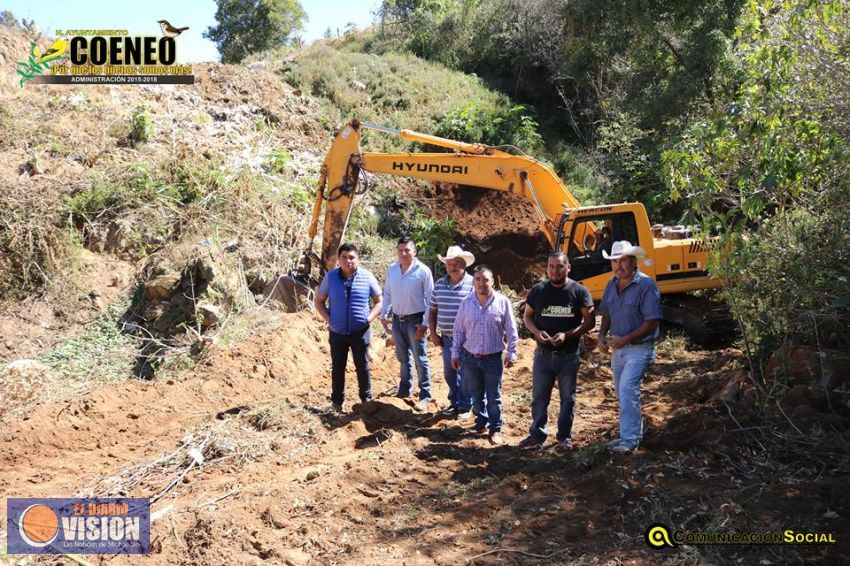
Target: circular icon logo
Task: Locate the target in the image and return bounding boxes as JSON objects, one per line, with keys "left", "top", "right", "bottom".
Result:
{"left": 18, "top": 504, "right": 60, "bottom": 547}
{"left": 645, "top": 523, "right": 676, "bottom": 549}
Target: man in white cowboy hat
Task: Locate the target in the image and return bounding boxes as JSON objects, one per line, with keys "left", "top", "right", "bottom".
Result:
{"left": 428, "top": 246, "right": 476, "bottom": 419}
{"left": 598, "top": 240, "right": 663, "bottom": 454}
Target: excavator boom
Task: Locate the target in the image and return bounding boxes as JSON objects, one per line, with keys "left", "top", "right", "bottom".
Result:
{"left": 307, "top": 120, "right": 579, "bottom": 272}
{"left": 288, "top": 119, "right": 733, "bottom": 347}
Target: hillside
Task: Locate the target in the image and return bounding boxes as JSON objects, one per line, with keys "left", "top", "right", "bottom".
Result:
{"left": 1, "top": 21, "right": 849, "bottom": 565}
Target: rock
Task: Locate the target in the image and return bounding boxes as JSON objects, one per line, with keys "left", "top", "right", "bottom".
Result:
{"left": 261, "top": 506, "right": 287, "bottom": 529}
{"left": 142, "top": 302, "right": 164, "bottom": 322}
{"left": 194, "top": 257, "right": 216, "bottom": 282}
{"left": 262, "top": 275, "right": 312, "bottom": 312}
{"left": 780, "top": 384, "right": 812, "bottom": 413}
{"left": 197, "top": 303, "right": 222, "bottom": 328}
{"left": 766, "top": 346, "right": 850, "bottom": 390}
{"left": 145, "top": 273, "right": 182, "bottom": 300}
{"left": 789, "top": 405, "right": 847, "bottom": 426}
{"left": 709, "top": 378, "right": 741, "bottom": 404}
{"left": 280, "top": 548, "right": 311, "bottom": 566}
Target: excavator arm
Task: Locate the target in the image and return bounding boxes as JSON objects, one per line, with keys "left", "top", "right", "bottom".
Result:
{"left": 305, "top": 119, "right": 581, "bottom": 273}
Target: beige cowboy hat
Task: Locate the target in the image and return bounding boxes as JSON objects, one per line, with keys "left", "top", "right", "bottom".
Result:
{"left": 438, "top": 245, "right": 475, "bottom": 267}
{"left": 603, "top": 240, "right": 646, "bottom": 261}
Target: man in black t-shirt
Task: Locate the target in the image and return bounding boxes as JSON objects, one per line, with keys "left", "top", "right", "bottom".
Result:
{"left": 520, "top": 252, "right": 595, "bottom": 451}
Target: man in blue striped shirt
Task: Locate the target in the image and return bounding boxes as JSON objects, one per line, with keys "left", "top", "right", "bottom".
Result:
{"left": 428, "top": 246, "right": 475, "bottom": 419}
{"left": 381, "top": 237, "right": 435, "bottom": 410}
{"left": 315, "top": 243, "right": 383, "bottom": 413}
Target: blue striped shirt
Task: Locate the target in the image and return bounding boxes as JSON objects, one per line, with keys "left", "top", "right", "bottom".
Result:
{"left": 381, "top": 259, "right": 434, "bottom": 320}
{"left": 429, "top": 273, "right": 473, "bottom": 334}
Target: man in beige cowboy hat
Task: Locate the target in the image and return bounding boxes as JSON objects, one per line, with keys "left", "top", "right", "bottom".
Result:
{"left": 428, "top": 245, "right": 475, "bottom": 419}
{"left": 598, "top": 240, "right": 663, "bottom": 453}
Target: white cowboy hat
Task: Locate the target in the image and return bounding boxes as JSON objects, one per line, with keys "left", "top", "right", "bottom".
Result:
{"left": 603, "top": 240, "right": 646, "bottom": 261}
{"left": 438, "top": 245, "right": 475, "bottom": 267}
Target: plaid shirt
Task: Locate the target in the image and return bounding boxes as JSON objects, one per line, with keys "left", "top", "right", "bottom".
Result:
{"left": 451, "top": 291, "right": 518, "bottom": 362}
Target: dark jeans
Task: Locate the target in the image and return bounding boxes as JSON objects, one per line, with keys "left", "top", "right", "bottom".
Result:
{"left": 462, "top": 352, "right": 503, "bottom": 432}
{"left": 329, "top": 327, "right": 372, "bottom": 405}
{"left": 441, "top": 335, "right": 472, "bottom": 411}
{"left": 529, "top": 348, "right": 580, "bottom": 442}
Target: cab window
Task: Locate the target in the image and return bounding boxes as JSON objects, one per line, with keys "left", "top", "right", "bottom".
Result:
{"left": 568, "top": 213, "right": 639, "bottom": 282}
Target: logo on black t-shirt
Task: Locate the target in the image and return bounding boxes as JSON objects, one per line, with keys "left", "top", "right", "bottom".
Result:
{"left": 540, "top": 305, "right": 574, "bottom": 317}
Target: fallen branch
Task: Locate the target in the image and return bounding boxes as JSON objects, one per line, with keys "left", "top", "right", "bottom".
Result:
{"left": 467, "top": 546, "right": 570, "bottom": 564}
{"left": 198, "top": 487, "right": 240, "bottom": 508}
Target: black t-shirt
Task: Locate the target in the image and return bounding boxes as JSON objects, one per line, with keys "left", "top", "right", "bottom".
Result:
{"left": 526, "top": 280, "right": 594, "bottom": 352}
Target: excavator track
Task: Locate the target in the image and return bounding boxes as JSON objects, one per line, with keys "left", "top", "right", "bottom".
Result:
{"left": 661, "top": 294, "right": 737, "bottom": 348}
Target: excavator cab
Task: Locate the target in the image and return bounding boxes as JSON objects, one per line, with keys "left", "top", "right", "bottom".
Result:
{"left": 566, "top": 212, "right": 640, "bottom": 285}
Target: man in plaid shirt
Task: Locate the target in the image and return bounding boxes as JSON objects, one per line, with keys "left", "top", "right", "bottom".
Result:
{"left": 451, "top": 265, "right": 518, "bottom": 445}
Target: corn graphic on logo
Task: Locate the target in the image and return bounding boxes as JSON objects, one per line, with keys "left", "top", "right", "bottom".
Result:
{"left": 16, "top": 38, "right": 68, "bottom": 87}
{"left": 645, "top": 523, "right": 676, "bottom": 549}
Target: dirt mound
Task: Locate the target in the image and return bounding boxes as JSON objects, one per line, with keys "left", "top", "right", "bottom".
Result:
{"left": 423, "top": 184, "right": 550, "bottom": 289}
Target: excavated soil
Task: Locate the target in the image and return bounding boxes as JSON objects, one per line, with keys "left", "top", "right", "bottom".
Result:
{"left": 422, "top": 184, "right": 550, "bottom": 290}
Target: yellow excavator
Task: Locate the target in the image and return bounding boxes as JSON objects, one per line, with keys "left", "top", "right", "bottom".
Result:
{"left": 286, "top": 119, "right": 733, "bottom": 346}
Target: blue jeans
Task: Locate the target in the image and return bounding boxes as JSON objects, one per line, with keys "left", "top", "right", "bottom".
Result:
{"left": 461, "top": 352, "right": 503, "bottom": 432}
{"left": 329, "top": 327, "right": 372, "bottom": 405}
{"left": 611, "top": 343, "right": 655, "bottom": 448}
{"left": 441, "top": 335, "right": 472, "bottom": 411}
{"left": 392, "top": 316, "right": 432, "bottom": 400}
{"left": 529, "top": 348, "right": 580, "bottom": 442}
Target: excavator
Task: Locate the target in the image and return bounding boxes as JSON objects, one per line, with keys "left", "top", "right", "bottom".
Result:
{"left": 279, "top": 119, "right": 734, "bottom": 347}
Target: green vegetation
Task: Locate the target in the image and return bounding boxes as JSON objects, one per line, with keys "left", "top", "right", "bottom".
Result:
{"left": 130, "top": 105, "right": 154, "bottom": 145}
{"left": 205, "top": 0, "right": 307, "bottom": 63}
{"left": 40, "top": 298, "right": 136, "bottom": 380}
{"left": 359, "top": 0, "right": 850, "bottom": 360}
{"left": 274, "top": 44, "right": 508, "bottom": 151}
{"left": 663, "top": 0, "right": 850, "bottom": 355}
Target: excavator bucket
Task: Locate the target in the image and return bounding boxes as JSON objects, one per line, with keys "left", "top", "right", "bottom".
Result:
{"left": 262, "top": 271, "right": 315, "bottom": 312}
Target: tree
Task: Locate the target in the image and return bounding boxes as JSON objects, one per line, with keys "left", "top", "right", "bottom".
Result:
{"left": 204, "top": 0, "right": 308, "bottom": 63}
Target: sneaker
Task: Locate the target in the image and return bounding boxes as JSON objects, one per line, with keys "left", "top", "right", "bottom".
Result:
{"left": 611, "top": 443, "right": 637, "bottom": 454}
{"left": 473, "top": 424, "right": 488, "bottom": 434}
{"left": 457, "top": 410, "right": 474, "bottom": 421}
{"left": 489, "top": 431, "right": 504, "bottom": 445}
{"left": 555, "top": 439, "right": 574, "bottom": 453}
{"left": 414, "top": 398, "right": 433, "bottom": 412}
{"left": 331, "top": 402, "right": 344, "bottom": 414}
{"left": 518, "top": 435, "right": 544, "bottom": 449}
{"left": 441, "top": 406, "right": 458, "bottom": 416}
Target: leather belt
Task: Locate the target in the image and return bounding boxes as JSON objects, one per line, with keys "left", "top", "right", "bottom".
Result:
{"left": 464, "top": 349, "right": 502, "bottom": 360}
{"left": 393, "top": 311, "right": 425, "bottom": 322}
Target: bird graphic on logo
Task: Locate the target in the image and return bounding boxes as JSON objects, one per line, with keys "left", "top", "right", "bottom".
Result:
{"left": 158, "top": 20, "right": 189, "bottom": 38}
{"left": 16, "top": 38, "right": 68, "bottom": 87}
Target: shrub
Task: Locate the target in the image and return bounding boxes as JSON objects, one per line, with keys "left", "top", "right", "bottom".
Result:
{"left": 130, "top": 106, "right": 154, "bottom": 145}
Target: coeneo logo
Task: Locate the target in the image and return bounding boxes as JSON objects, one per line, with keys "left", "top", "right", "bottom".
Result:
{"left": 15, "top": 23, "right": 193, "bottom": 87}
{"left": 7, "top": 498, "right": 150, "bottom": 555}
